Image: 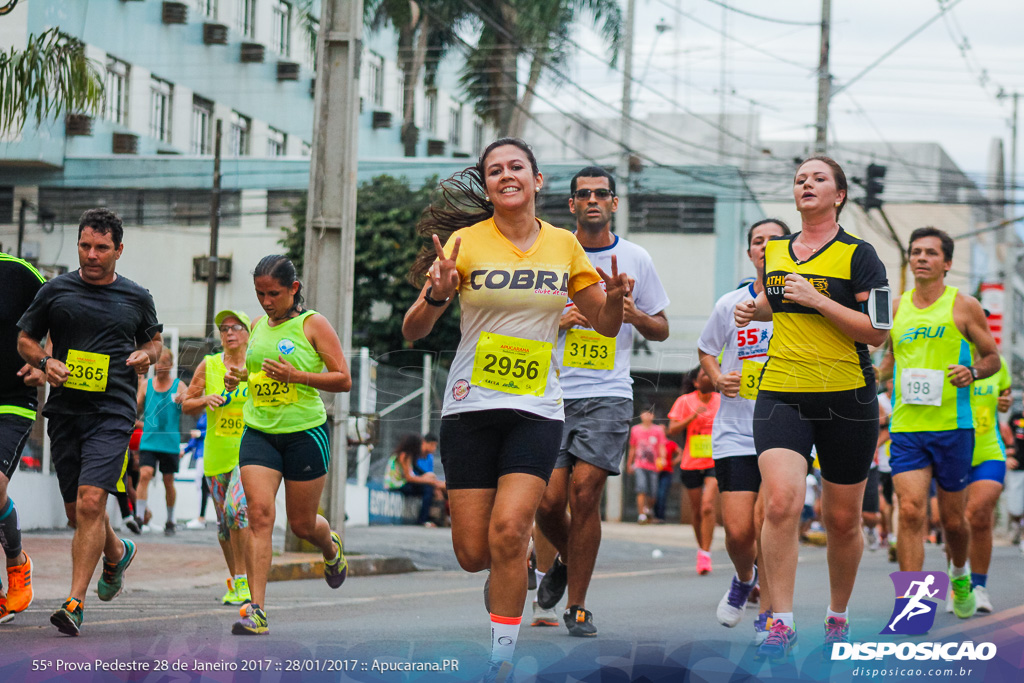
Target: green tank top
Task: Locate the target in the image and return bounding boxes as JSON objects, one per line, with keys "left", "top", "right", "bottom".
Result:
{"left": 203, "top": 353, "right": 248, "bottom": 475}
{"left": 243, "top": 310, "right": 326, "bottom": 434}
{"left": 971, "top": 355, "right": 1010, "bottom": 466}
{"left": 890, "top": 286, "right": 973, "bottom": 433}
{"left": 384, "top": 454, "right": 406, "bottom": 490}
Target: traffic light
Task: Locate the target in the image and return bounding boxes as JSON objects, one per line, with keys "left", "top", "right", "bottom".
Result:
{"left": 863, "top": 163, "right": 886, "bottom": 210}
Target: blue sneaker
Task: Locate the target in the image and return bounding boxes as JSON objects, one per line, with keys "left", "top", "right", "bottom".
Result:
{"left": 755, "top": 620, "right": 798, "bottom": 660}
{"left": 753, "top": 611, "right": 773, "bottom": 645}
{"left": 324, "top": 531, "right": 348, "bottom": 588}
{"left": 96, "top": 538, "right": 136, "bottom": 601}
{"left": 717, "top": 566, "right": 758, "bottom": 627}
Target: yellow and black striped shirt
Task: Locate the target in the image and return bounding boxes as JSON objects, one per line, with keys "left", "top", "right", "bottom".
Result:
{"left": 760, "top": 228, "right": 887, "bottom": 393}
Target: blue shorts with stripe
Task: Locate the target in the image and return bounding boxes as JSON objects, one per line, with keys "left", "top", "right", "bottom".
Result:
{"left": 889, "top": 429, "right": 973, "bottom": 492}
{"left": 239, "top": 422, "right": 331, "bottom": 481}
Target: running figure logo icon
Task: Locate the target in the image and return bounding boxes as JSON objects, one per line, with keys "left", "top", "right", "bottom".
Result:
{"left": 883, "top": 571, "right": 949, "bottom": 635}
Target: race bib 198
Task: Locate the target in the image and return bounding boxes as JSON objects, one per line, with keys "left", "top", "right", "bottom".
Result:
{"left": 471, "top": 332, "right": 552, "bottom": 396}
{"left": 249, "top": 371, "right": 298, "bottom": 407}
{"left": 900, "top": 368, "right": 944, "bottom": 407}
{"left": 563, "top": 329, "right": 615, "bottom": 370}
{"left": 64, "top": 349, "right": 109, "bottom": 392}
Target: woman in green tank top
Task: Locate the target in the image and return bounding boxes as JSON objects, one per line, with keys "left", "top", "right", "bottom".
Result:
{"left": 223, "top": 255, "right": 352, "bottom": 636}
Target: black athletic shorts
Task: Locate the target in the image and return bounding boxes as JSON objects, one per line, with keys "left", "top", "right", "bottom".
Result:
{"left": 679, "top": 465, "right": 716, "bottom": 490}
{"left": 0, "top": 414, "right": 34, "bottom": 480}
{"left": 715, "top": 455, "right": 761, "bottom": 493}
{"left": 440, "top": 409, "right": 563, "bottom": 490}
{"left": 753, "top": 384, "right": 878, "bottom": 486}
{"left": 879, "top": 471, "right": 894, "bottom": 506}
{"left": 47, "top": 414, "right": 133, "bottom": 504}
{"left": 140, "top": 449, "right": 180, "bottom": 475}
{"left": 239, "top": 422, "right": 331, "bottom": 482}
{"left": 862, "top": 467, "right": 880, "bottom": 513}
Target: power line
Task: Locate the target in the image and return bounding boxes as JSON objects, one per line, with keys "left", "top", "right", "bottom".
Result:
{"left": 698, "top": 0, "right": 820, "bottom": 27}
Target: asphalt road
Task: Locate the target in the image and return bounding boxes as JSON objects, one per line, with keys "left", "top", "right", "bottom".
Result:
{"left": 2, "top": 524, "right": 1022, "bottom": 683}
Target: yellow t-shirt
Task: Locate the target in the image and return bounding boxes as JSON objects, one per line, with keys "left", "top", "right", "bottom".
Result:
{"left": 441, "top": 219, "right": 602, "bottom": 419}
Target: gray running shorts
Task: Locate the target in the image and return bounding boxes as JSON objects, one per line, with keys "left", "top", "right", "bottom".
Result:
{"left": 555, "top": 396, "right": 632, "bottom": 475}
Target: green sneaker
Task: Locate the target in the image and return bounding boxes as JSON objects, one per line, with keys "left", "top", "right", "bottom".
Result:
{"left": 324, "top": 531, "right": 348, "bottom": 588}
{"left": 950, "top": 573, "right": 976, "bottom": 618}
{"left": 50, "top": 597, "right": 84, "bottom": 636}
{"left": 97, "top": 538, "right": 136, "bottom": 601}
{"left": 222, "top": 578, "right": 241, "bottom": 605}
{"left": 231, "top": 602, "right": 268, "bottom": 635}
{"left": 234, "top": 577, "right": 252, "bottom": 604}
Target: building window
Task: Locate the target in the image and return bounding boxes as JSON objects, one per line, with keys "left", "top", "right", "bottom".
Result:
{"left": 267, "top": 126, "right": 287, "bottom": 157}
{"left": 448, "top": 105, "right": 462, "bottom": 148}
{"left": 104, "top": 57, "right": 130, "bottom": 126}
{"left": 150, "top": 77, "right": 173, "bottom": 144}
{"left": 230, "top": 111, "right": 251, "bottom": 156}
{"left": 300, "top": 141, "right": 311, "bottom": 157}
{"left": 196, "top": 0, "right": 217, "bottom": 19}
{"left": 365, "top": 51, "right": 384, "bottom": 108}
{"left": 629, "top": 195, "right": 716, "bottom": 233}
{"left": 472, "top": 120, "right": 484, "bottom": 155}
{"left": 191, "top": 96, "right": 214, "bottom": 155}
{"left": 304, "top": 19, "right": 318, "bottom": 71}
{"left": 425, "top": 90, "right": 437, "bottom": 133}
{"left": 271, "top": 1, "right": 291, "bottom": 56}
{"left": 237, "top": 0, "right": 256, "bottom": 39}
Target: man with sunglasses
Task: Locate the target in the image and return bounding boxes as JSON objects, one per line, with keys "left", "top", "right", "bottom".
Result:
{"left": 534, "top": 167, "right": 670, "bottom": 636}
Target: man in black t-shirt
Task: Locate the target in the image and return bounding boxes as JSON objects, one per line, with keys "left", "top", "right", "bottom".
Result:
{"left": 1006, "top": 408, "right": 1024, "bottom": 546}
{"left": 18, "top": 208, "right": 163, "bottom": 636}
{"left": 0, "top": 253, "right": 47, "bottom": 622}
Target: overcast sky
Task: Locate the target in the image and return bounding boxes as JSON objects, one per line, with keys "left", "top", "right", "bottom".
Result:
{"left": 534, "top": 0, "right": 1023, "bottom": 185}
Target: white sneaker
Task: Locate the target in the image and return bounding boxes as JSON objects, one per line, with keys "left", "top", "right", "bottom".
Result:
{"left": 185, "top": 518, "right": 206, "bottom": 530}
{"left": 974, "top": 586, "right": 993, "bottom": 613}
{"left": 717, "top": 569, "right": 758, "bottom": 627}
{"left": 530, "top": 602, "right": 560, "bottom": 627}
{"left": 140, "top": 524, "right": 152, "bottom": 533}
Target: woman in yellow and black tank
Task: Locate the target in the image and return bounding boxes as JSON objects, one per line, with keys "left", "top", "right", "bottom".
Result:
{"left": 734, "top": 156, "right": 889, "bottom": 659}
{"left": 403, "top": 138, "right": 629, "bottom": 676}
{"left": 222, "top": 255, "right": 352, "bottom": 637}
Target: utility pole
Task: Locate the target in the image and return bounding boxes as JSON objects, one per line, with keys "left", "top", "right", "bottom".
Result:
{"left": 814, "top": 0, "right": 831, "bottom": 154}
{"left": 204, "top": 119, "right": 223, "bottom": 349}
{"left": 1001, "top": 91, "right": 1020, "bottom": 356}
{"left": 303, "top": 0, "right": 363, "bottom": 537}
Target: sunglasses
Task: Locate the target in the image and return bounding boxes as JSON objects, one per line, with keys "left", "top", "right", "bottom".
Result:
{"left": 219, "top": 324, "right": 246, "bottom": 333}
{"left": 572, "top": 189, "right": 614, "bottom": 200}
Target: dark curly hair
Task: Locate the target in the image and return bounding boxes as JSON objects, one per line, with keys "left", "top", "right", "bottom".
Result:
{"left": 78, "top": 208, "right": 124, "bottom": 247}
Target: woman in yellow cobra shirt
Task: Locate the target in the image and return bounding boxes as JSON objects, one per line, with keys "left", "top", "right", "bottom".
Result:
{"left": 224, "top": 255, "right": 351, "bottom": 636}
{"left": 402, "top": 138, "right": 628, "bottom": 676}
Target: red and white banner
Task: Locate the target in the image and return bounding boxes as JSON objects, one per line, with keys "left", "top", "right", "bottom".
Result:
{"left": 979, "top": 282, "right": 1004, "bottom": 348}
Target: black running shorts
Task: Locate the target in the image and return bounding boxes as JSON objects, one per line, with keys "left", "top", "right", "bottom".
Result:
{"left": 862, "top": 467, "right": 880, "bottom": 513}
{"left": 140, "top": 449, "right": 180, "bottom": 475}
{"left": 440, "top": 409, "right": 563, "bottom": 489}
{"left": 679, "top": 465, "right": 715, "bottom": 490}
{"left": 753, "top": 384, "right": 878, "bottom": 486}
{"left": 239, "top": 422, "right": 331, "bottom": 482}
{"left": 0, "top": 414, "right": 33, "bottom": 480}
{"left": 47, "top": 414, "right": 134, "bottom": 503}
{"left": 715, "top": 455, "right": 761, "bottom": 493}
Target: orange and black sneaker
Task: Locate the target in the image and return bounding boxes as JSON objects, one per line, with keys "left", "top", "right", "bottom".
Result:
{"left": 563, "top": 604, "right": 598, "bottom": 637}
{"left": 0, "top": 595, "right": 14, "bottom": 624}
{"left": 7, "top": 551, "right": 33, "bottom": 612}
{"left": 50, "top": 597, "right": 84, "bottom": 636}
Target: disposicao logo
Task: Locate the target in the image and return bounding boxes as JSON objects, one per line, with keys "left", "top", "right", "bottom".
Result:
{"left": 883, "top": 571, "right": 947, "bottom": 635}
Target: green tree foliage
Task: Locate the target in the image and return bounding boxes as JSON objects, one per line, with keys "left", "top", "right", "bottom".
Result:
{"left": 0, "top": 28, "right": 104, "bottom": 135}
{"left": 280, "top": 175, "right": 462, "bottom": 362}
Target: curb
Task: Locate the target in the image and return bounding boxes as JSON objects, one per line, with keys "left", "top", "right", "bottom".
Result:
{"left": 268, "top": 555, "right": 418, "bottom": 582}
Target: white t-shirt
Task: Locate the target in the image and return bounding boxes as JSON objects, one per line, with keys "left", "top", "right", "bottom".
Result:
{"left": 557, "top": 235, "right": 670, "bottom": 400}
{"left": 440, "top": 219, "right": 601, "bottom": 420}
{"left": 696, "top": 284, "right": 774, "bottom": 459}
{"left": 877, "top": 392, "right": 893, "bottom": 473}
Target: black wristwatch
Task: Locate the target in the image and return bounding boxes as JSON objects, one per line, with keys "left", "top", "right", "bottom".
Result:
{"left": 424, "top": 286, "right": 450, "bottom": 307}
{"left": 39, "top": 356, "right": 51, "bottom": 372}
{"left": 968, "top": 365, "right": 979, "bottom": 381}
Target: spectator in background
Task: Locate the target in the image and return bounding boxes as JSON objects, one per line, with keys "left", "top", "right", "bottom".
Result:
{"left": 627, "top": 410, "right": 667, "bottom": 524}
{"left": 385, "top": 434, "right": 447, "bottom": 527}
{"left": 653, "top": 440, "right": 679, "bottom": 523}
{"left": 418, "top": 433, "right": 440, "bottom": 477}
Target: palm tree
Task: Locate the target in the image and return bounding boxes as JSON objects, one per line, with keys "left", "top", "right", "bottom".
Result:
{"left": 459, "top": 0, "right": 622, "bottom": 137}
{"left": 0, "top": 27, "right": 104, "bottom": 136}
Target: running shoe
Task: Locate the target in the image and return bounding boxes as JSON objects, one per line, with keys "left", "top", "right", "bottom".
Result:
{"left": 865, "top": 527, "right": 880, "bottom": 551}
{"left": 949, "top": 573, "right": 976, "bottom": 619}
{"left": 563, "top": 604, "right": 598, "bottom": 637}
{"left": 222, "top": 578, "right": 240, "bottom": 605}
{"left": 483, "top": 660, "right": 515, "bottom": 683}
{"left": 235, "top": 577, "right": 252, "bottom": 604}
{"left": 637, "top": 513, "right": 649, "bottom": 524}
{"left": 887, "top": 543, "right": 898, "bottom": 564}
{"left": 96, "top": 538, "right": 136, "bottom": 602}
{"left": 973, "top": 586, "right": 992, "bottom": 613}
{"left": 1012, "top": 523, "right": 1022, "bottom": 546}
{"left": 755, "top": 620, "right": 797, "bottom": 660}
{"left": 231, "top": 602, "right": 268, "bottom": 635}
{"left": 530, "top": 602, "right": 559, "bottom": 627}
{"left": 0, "top": 596, "right": 13, "bottom": 624}
{"left": 185, "top": 518, "right": 206, "bottom": 530}
{"left": 7, "top": 551, "right": 33, "bottom": 612}
{"left": 323, "top": 531, "right": 348, "bottom": 588}
{"left": 164, "top": 520, "right": 176, "bottom": 536}
{"left": 536, "top": 555, "right": 567, "bottom": 609}
{"left": 945, "top": 587, "right": 954, "bottom": 614}
{"left": 696, "top": 552, "right": 712, "bottom": 575}
{"left": 823, "top": 616, "right": 850, "bottom": 656}
{"left": 50, "top": 597, "right": 84, "bottom": 636}
{"left": 716, "top": 566, "right": 758, "bottom": 627}
{"left": 753, "top": 611, "right": 772, "bottom": 645}
{"left": 123, "top": 515, "right": 142, "bottom": 535}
